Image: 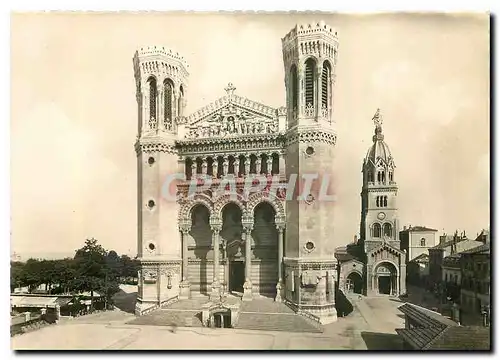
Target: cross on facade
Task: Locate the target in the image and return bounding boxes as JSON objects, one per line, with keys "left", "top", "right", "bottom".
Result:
{"left": 224, "top": 82, "right": 236, "bottom": 96}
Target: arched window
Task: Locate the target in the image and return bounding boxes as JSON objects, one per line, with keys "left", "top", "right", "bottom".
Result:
{"left": 377, "top": 172, "right": 381, "bottom": 182}
{"left": 420, "top": 238, "right": 426, "bottom": 247}
{"left": 389, "top": 171, "right": 393, "bottom": 182}
{"left": 376, "top": 196, "right": 379, "bottom": 207}
{"left": 178, "top": 85, "right": 184, "bottom": 117}
{"left": 373, "top": 223, "right": 381, "bottom": 238}
{"left": 367, "top": 171, "right": 374, "bottom": 183}
{"left": 164, "top": 79, "right": 174, "bottom": 131}
{"left": 383, "top": 196, "right": 388, "bottom": 207}
{"left": 321, "top": 60, "right": 331, "bottom": 110}
{"left": 304, "top": 58, "right": 316, "bottom": 108}
{"left": 148, "top": 77, "right": 157, "bottom": 129}
{"left": 381, "top": 171, "right": 386, "bottom": 183}
{"left": 383, "top": 223, "right": 392, "bottom": 237}
{"left": 290, "top": 64, "right": 298, "bottom": 112}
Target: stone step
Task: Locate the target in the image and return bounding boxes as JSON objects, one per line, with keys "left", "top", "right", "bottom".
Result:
{"left": 127, "top": 309, "right": 203, "bottom": 328}
{"left": 235, "top": 312, "right": 322, "bottom": 333}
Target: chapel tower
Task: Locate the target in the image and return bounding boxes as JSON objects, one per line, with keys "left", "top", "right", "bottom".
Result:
{"left": 133, "top": 46, "right": 189, "bottom": 314}
{"left": 281, "top": 22, "right": 339, "bottom": 323}
{"left": 359, "top": 109, "right": 400, "bottom": 253}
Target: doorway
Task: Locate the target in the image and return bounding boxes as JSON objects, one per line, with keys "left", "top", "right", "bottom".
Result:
{"left": 229, "top": 261, "right": 245, "bottom": 293}
{"left": 346, "top": 272, "right": 363, "bottom": 294}
{"left": 378, "top": 276, "right": 391, "bottom": 295}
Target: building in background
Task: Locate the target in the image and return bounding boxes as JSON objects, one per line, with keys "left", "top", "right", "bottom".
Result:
{"left": 399, "top": 226, "right": 438, "bottom": 263}
{"left": 406, "top": 253, "right": 430, "bottom": 286}
{"left": 428, "top": 231, "right": 484, "bottom": 291}
{"left": 460, "top": 242, "right": 490, "bottom": 319}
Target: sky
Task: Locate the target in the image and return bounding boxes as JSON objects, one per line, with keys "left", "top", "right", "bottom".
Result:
{"left": 10, "top": 12, "right": 490, "bottom": 259}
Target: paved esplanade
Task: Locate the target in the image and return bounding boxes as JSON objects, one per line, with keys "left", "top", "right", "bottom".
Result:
{"left": 12, "top": 296, "right": 405, "bottom": 350}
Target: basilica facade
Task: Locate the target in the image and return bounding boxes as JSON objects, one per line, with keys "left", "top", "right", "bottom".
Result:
{"left": 133, "top": 22, "right": 340, "bottom": 324}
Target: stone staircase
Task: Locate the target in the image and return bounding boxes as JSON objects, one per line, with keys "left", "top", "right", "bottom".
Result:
{"left": 128, "top": 296, "right": 323, "bottom": 333}
{"left": 234, "top": 299, "right": 323, "bottom": 333}
{"left": 127, "top": 308, "right": 203, "bottom": 328}
{"left": 235, "top": 312, "right": 322, "bottom": 333}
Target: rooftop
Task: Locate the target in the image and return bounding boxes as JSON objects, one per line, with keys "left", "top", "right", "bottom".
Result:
{"left": 400, "top": 226, "right": 438, "bottom": 233}
{"left": 460, "top": 242, "right": 490, "bottom": 255}
{"left": 396, "top": 326, "right": 490, "bottom": 350}
{"left": 396, "top": 303, "right": 490, "bottom": 350}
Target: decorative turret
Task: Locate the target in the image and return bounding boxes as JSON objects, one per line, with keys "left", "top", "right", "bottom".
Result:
{"left": 363, "top": 109, "right": 396, "bottom": 186}
{"left": 133, "top": 46, "right": 189, "bottom": 137}
{"left": 282, "top": 21, "right": 339, "bottom": 128}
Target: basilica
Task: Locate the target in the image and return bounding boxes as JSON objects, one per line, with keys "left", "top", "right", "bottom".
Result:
{"left": 132, "top": 21, "right": 406, "bottom": 325}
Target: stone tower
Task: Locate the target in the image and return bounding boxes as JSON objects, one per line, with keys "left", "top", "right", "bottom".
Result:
{"left": 133, "top": 46, "right": 189, "bottom": 315}
{"left": 359, "top": 109, "right": 406, "bottom": 296}
{"left": 281, "top": 22, "right": 339, "bottom": 324}
{"left": 360, "top": 109, "right": 400, "bottom": 252}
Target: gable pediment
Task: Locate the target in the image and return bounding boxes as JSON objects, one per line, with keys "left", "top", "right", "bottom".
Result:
{"left": 183, "top": 87, "right": 280, "bottom": 140}
{"left": 368, "top": 241, "right": 404, "bottom": 257}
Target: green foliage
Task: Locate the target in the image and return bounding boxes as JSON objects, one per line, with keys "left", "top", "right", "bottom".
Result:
{"left": 11, "top": 238, "right": 138, "bottom": 308}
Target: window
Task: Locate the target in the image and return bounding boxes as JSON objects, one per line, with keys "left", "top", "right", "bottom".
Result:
{"left": 148, "top": 77, "right": 157, "bottom": 128}
{"left": 367, "top": 171, "right": 374, "bottom": 183}
{"left": 420, "top": 238, "right": 426, "bottom": 247}
{"left": 178, "top": 85, "right": 184, "bottom": 117}
{"left": 164, "top": 79, "right": 174, "bottom": 130}
{"left": 373, "top": 223, "right": 381, "bottom": 238}
{"left": 383, "top": 196, "right": 388, "bottom": 207}
{"left": 290, "top": 64, "right": 298, "bottom": 111}
{"left": 321, "top": 60, "right": 331, "bottom": 109}
{"left": 383, "top": 223, "right": 392, "bottom": 237}
{"left": 304, "top": 58, "right": 316, "bottom": 108}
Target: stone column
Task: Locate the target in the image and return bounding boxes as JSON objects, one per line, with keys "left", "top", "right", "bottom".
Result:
{"left": 191, "top": 162, "right": 197, "bottom": 179}
{"left": 222, "top": 156, "right": 229, "bottom": 178}
{"left": 179, "top": 228, "right": 191, "bottom": 299}
{"left": 266, "top": 155, "right": 273, "bottom": 175}
{"left": 223, "top": 241, "right": 229, "bottom": 294}
{"left": 234, "top": 158, "right": 240, "bottom": 177}
{"left": 244, "top": 155, "right": 251, "bottom": 175}
{"left": 242, "top": 224, "right": 253, "bottom": 301}
{"left": 278, "top": 152, "right": 286, "bottom": 176}
{"left": 396, "top": 275, "right": 400, "bottom": 296}
{"left": 275, "top": 224, "right": 285, "bottom": 302}
{"left": 316, "top": 65, "right": 323, "bottom": 120}
{"left": 201, "top": 158, "right": 208, "bottom": 176}
{"left": 210, "top": 224, "right": 222, "bottom": 301}
{"left": 157, "top": 86, "right": 164, "bottom": 131}
{"left": 255, "top": 157, "right": 262, "bottom": 175}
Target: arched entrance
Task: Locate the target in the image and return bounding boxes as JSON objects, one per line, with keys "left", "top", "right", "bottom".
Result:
{"left": 189, "top": 204, "right": 211, "bottom": 295}
{"left": 220, "top": 203, "right": 244, "bottom": 295}
{"left": 252, "top": 202, "right": 278, "bottom": 297}
{"left": 374, "top": 262, "right": 398, "bottom": 295}
{"left": 346, "top": 272, "right": 363, "bottom": 294}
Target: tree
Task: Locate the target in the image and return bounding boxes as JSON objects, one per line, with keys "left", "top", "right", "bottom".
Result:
{"left": 10, "top": 261, "right": 25, "bottom": 292}
{"left": 73, "top": 238, "right": 108, "bottom": 311}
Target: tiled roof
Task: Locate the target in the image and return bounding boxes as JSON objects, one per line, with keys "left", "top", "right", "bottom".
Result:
{"left": 397, "top": 326, "right": 491, "bottom": 350}
{"left": 398, "top": 303, "right": 457, "bottom": 328}
{"left": 460, "top": 242, "right": 490, "bottom": 255}
{"left": 427, "top": 326, "right": 490, "bottom": 350}
{"left": 400, "top": 226, "right": 438, "bottom": 233}
{"left": 410, "top": 253, "right": 429, "bottom": 263}
{"left": 397, "top": 303, "right": 490, "bottom": 350}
